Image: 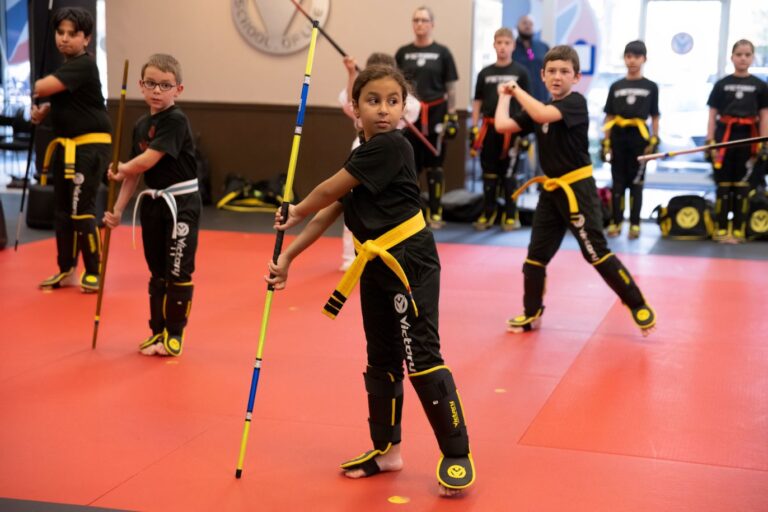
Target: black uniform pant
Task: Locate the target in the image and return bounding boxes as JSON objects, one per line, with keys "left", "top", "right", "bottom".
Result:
{"left": 404, "top": 101, "right": 448, "bottom": 219}
{"left": 522, "top": 178, "right": 645, "bottom": 315}
{"left": 609, "top": 126, "right": 646, "bottom": 225}
{"left": 360, "top": 229, "right": 444, "bottom": 381}
{"left": 51, "top": 143, "right": 111, "bottom": 274}
{"left": 713, "top": 124, "right": 752, "bottom": 233}
{"left": 479, "top": 125, "right": 518, "bottom": 219}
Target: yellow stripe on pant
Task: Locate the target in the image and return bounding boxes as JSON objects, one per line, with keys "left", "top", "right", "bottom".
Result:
{"left": 323, "top": 212, "right": 426, "bottom": 319}
{"left": 512, "top": 165, "right": 593, "bottom": 221}
{"left": 42, "top": 132, "right": 112, "bottom": 183}
{"left": 602, "top": 116, "right": 650, "bottom": 140}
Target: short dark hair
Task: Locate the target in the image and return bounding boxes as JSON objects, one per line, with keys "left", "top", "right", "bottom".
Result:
{"left": 732, "top": 39, "right": 754, "bottom": 54}
{"left": 543, "top": 45, "right": 580, "bottom": 75}
{"left": 141, "top": 54, "right": 183, "bottom": 84}
{"left": 351, "top": 64, "right": 409, "bottom": 105}
{"left": 365, "top": 53, "right": 396, "bottom": 68}
{"left": 624, "top": 40, "right": 647, "bottom": 57}
{"left": 52, "top": 7, "right": 95, "bottom": 38}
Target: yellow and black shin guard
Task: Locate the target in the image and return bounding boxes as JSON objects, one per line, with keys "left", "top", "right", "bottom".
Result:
{"left": 73, "top": 214, "right": 101, "bottom": 276}
{"left": 731, "top": 181, "right": 750, "bottom": 239}
{"left": 340, "top": 367, "right": 404, "bottom": 477}
{"left": 148, "top": 277, "right": 166, "bottom": 335}
{"left": 593, "top": 254, "right": 655, "bottom": 330}
{"left": 410, "top": 366, "right": 475, "bottom": 490}
{"left": 426, "top": 167, "right": 445, "bottom": 221}
{"left": 522, "top": 259, "right": 546, "bottom": 320}
{"left": 163, "top": 281, "right": 194, "bottom": 357}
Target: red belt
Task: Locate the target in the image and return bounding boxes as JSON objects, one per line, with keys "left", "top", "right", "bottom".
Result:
{"left": 419, "top": 97, "right": 446, "bottom": 135}
{"left": 715, "top": 115, "right": 758, "bottom": 168}
{"left": 473, "top": 117, "right": 512, "bottom": 159}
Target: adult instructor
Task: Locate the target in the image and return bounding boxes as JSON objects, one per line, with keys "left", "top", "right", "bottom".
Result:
{"left": 396, "top": 6, "right": 459, "bottom": 229}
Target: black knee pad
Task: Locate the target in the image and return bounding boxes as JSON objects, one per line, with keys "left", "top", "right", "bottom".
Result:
{"left": 594, "top": 254, "right": 644, "bottom": 308}
{"left": 164, "top": 281, "right": 194, "bottom": 335}
{"left": 364, "top": 366, "right": 404, "bottom": 452}
{"left": 732, "top": 182, "right": 750, "bottom": 233}
{"left": 410, "top": 366, "right": 474, "bottom": 489}
{"left": 148, "top": 276, "right": 166, "bottom": 334}
{"left": 426, "top": 167, "right": 445, "bottom": 216}
{"left": 523, "top": 260, "right": 547, "bottom": 316}
{"left": 481, "top": 173, "right": 499, "bottom": 214}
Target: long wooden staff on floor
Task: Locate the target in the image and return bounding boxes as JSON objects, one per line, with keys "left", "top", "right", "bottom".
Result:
{"left": 638, "top": 135, "right": 768, "bottom": 162}
{"left": 91, "top": 60, "right": 129, "bottom": 349}
{"left": 14, "top": 0, "right": 54, "bottom": 251}
{"left": 235, "top": 21, "right": 319, "bottom": 479}
{"left": 288, "top": 0, "right": 439, "bottom": 157}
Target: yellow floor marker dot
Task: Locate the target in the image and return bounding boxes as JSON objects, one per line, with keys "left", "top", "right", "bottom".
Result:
{"left": 494, "top": 388, "right": 507, "bottom": 393}
{"left": 387, "top": 496, "right": 410, "bottom": 504}
{"left": 166, "top": 360, "right": 179, "bottom": 365}
{"left": 289, "top": 306, "right": 299, "bottom": 311}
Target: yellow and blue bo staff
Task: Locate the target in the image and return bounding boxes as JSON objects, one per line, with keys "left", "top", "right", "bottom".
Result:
{"left": 288, "top": 0, "right": 439, "bottom": 157}
{"left": 235, "top": 19, "right": 320, "bottom": 480}
{"left": 91, "top": 60, "right": 129, "bottom": 350}
{"left": 14, "top": 0, "right": 54, "bottom": 251}
{"left": 638, "top": 135, "right": 768, "bottom": 163}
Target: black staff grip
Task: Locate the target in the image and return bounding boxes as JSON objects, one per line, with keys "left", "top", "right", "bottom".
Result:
{"left": 267, "top": 201, "right": 291, "bottom": 291}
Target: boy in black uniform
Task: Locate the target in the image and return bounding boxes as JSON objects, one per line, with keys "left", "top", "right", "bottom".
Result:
{"left": 104, "top": 54, "right": 200, "bottom": 357}
{"left": 469, "top": 27, "right": 531, "bottom": 231}
{"left": 267, "top": 65, "right": 474, "bottom": 496}
{"left": 396, "top": 6, "right": 459, "bottom": 229}
{"left": 32, "top": 7, "right": 112, "bottom": 292}
{"left": 495, "top": 46, "right": 656, "bottom": 336}
{"left": 601, "top": 40, "right": 660, "bottom": 239}
{"left": 706, "top": 39, "right": 768, "bottom": 243}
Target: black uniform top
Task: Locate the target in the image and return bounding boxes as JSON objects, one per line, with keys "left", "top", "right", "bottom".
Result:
{"left": 512, "top": 92, "right": 591, "bottom": 177}
{"left": 50, "top": 53, "right": 112, "bottom": 138}
{"left": 395, "top": 42, "right": 458, "bottom": 102}
{"left": 603, "top": 77, "right": 660, "bottom": 119}
{"left": 707, "top": 74, "right": 768, "bottom": 118}
{"left": 474, "top": 62, "right": 531, "bottom": 117}
{"left": 131, "top": 106, "right": 197, "bottom": 190}
{"left": 342, "top": 130, "right": 422, "bottom": 241}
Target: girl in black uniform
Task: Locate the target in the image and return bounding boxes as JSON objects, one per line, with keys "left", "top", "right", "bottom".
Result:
{"left": 601, "top": 40, "right": 660, "bottom": 239}
{"left": 470, "top": 27, "right": 531, "bottom": 231}
{"left": 105, "top": 54, "right": 200, "bottom": 358}
{"left": 706, "top": 39, "right": 768, "bottom": 243}
{"left": 395, "top": 6, "right": 459, "bottom": 229}
{"left": 495, "top": 46, "right": 656, "bottom": 336}
{"left": 32, "top": 7, "right": 112, "bottom": 293}
{"left": 267, "top": 65, "right": 474, "bottom": 496}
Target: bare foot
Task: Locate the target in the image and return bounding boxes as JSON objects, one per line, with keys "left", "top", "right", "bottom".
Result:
{"left": 343, "top": 444, "right": 403, "bottom": 479}
{"left": 438, "top": 484, "right": 467, "bottom": 497}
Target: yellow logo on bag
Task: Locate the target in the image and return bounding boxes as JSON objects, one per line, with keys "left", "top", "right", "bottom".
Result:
{"left": 676, "top": 206, "right": 700, "bottom": 229}
{"left": 750, "top": 209, "right": 768, "bottom": 233}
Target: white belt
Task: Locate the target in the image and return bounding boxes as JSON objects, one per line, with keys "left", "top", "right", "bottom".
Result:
{"left": 132, "top": 178, "right": 199, "bottom": 246}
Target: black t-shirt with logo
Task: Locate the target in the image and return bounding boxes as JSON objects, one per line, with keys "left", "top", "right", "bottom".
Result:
{"left": 50, "top": 53, "right": 112, "bottom": 138}
{"left": 512, "top": 92, "right": 591, "bottom": 177}
{"left": 603, "top": 77, "right": 660, "bottom": 119}
{"left": 474, "top": 62, "right": 531, "bottom": 117}
{"left": 395, "top": 42, "right": 458, "bottom": 102}
{"left": 131, "top": 105, "right": 197, "bottom": 190}
{"left": 342, "top": 130, "right": 422, "bottom": 241}
{"left": 707, "top": 74, "right": 768, "bottom": 118}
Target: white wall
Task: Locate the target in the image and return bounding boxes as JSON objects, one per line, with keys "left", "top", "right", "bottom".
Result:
{"left": 105, "top": 0, "right": 473, "bottom": 107}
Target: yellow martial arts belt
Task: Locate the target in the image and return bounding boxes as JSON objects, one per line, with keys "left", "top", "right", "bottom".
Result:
{"left": 511, "top": 165, "right": 593, "bottom": 221}
{"left": 41, "top": 132, "right": 112, "bottom": 184}
{"left": 602, "top": 116, "right": 649, "bottom": 141}
{"left": 323, "top": 212, "right": 425, "bottom": 320}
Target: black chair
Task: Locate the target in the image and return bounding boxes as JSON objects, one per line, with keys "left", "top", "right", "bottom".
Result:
{"left": 0, "top": 108, "right": 32, "bottom": 187}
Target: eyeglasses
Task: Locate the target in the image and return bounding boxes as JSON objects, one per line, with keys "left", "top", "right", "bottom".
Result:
{"left": 140, "top": 79, "right": 177, "bottom": 92}
{"left": 412, "top": 17, "right": 432, "bottom": 23}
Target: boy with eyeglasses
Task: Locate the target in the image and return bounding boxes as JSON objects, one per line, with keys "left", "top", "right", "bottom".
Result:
{"left": 104, "top": 54, "right": 201, "bottom": 357}
{"left": 33, "top": 7, "right": 112, "bottom": 293}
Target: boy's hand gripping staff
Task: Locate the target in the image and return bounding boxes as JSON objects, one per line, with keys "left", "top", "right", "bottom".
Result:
{"left": 288, "top": 0, "right": 439, "bottom": 156}
{"left": 14, "top": 0, "right": 54, "bottom": 251}
{"left": 235, "top": 21, "right": 319, "bottom": 479}
{"left": 91, "top": 60, "right": 129, "bottom": 349}
{"left": 638, "top": 135, "right": 768, "bottom": 163}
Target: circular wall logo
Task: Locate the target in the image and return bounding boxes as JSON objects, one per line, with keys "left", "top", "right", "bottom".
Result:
{"left": 671, "top": 32, "right": 694, "bottom": 55}
{"left": 232, "top": 0, "right": 330, "bottom": 55}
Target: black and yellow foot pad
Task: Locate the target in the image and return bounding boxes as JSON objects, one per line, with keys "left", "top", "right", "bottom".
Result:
{"left": 507, "top": 307, "right": 544, "bottom": 332}
{"left": 630, "top": 304, "right": 656, "bottom": 333}
{"left": 80, "top": 272, "right": 99, "bottom": 293}
{"left": 139, "top": 333, "right": 164, "bottom": 356}
{"left": 437, "top": 453, "right": 475, "bottom": 490}
{"left": 39, "top": 268, "right": 75, "bottom": 289}
{"left": 163, "top": 332, "right": 184, "bottom": 357}
{"left": 340, "top": 449, "right": 385, "bottom": 477}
